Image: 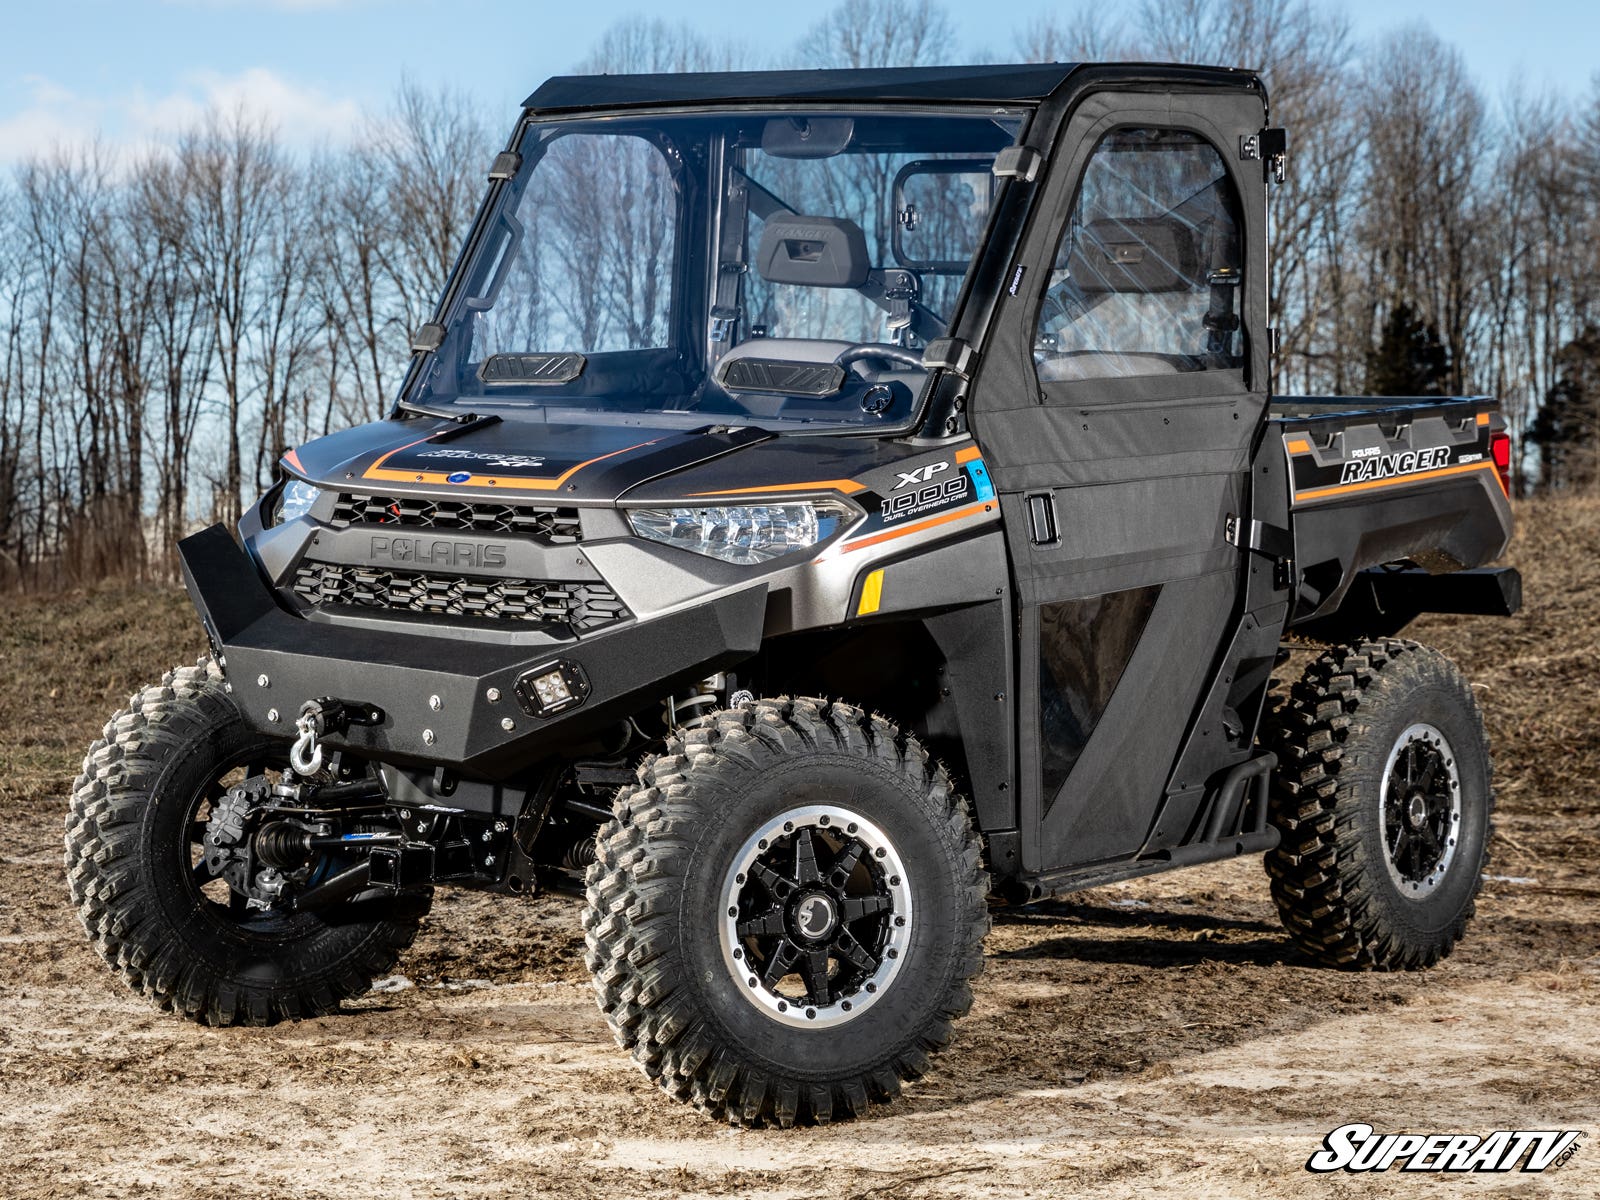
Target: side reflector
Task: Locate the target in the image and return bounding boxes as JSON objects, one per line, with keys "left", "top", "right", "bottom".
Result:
{"left": 857, "top": 569, "right": 885, "bottom": 616}
{"left": 1490, "top": 431, "right": 1512, "bottom": 497}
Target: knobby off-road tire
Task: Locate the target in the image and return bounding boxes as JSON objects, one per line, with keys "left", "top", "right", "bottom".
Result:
{"left": 583, "top": 698, "right": 989, "bottom": 1127}
{"left": 64, "top": 659, "right": 430, "bottom": 1025}
{"left": 1262, "top": 639, "right": 1493, "bottom": 969}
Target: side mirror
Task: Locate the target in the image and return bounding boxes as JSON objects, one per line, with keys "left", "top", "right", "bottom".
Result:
{"left": 891, "top": 158, "right": 996, "bottom": 273}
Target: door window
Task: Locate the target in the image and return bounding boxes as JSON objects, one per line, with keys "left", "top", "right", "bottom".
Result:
{"left": 1034, "top": 128, "right": 1245, "bottom": 383}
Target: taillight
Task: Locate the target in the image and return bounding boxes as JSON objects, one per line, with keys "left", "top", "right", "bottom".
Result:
{"left": 1490, "top": 431, "right": 1512, "bottom": 497}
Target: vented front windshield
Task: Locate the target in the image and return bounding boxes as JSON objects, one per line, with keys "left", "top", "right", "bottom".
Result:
{"left": 405, "top": 109, "right": 1024, "bottom": 431}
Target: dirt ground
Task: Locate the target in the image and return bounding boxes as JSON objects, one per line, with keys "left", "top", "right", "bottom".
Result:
{"left": 2, "top": 500, "right": 1597, "bottom": 1199}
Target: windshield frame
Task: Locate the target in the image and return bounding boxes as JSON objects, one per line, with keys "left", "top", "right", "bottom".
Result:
{"left": 396, "top": 101, "right": 1036, "bottom": 438}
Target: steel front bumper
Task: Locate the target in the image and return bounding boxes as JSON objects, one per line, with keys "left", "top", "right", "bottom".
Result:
{"left": 179, "top": 524, "right": 766, "bottom": 776}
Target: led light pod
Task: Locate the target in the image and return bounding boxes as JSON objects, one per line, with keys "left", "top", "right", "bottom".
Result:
{"left": 513, "top": 660, "right": 590, "bottom": 719}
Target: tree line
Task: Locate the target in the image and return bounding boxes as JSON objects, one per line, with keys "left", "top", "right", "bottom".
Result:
{"left": 2, "top": 0, "right": 1597, "bottom": 588}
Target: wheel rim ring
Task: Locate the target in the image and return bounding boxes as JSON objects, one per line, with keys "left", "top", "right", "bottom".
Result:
{"left": 717, "top": 803, "right": 913, "bottom": 1029}
{"left": 1378, "top": 721, "right": 1463, "bottom": 900}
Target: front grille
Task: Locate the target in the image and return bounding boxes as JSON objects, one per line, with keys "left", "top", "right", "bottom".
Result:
{"left": 331, "top": 493, "right": 581, "bottom": 543}
{"left": 291, "top": 561, "right": 628, "bottom": 631}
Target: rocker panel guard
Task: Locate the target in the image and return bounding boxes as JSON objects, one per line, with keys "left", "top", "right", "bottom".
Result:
{"left": 179, "top": 524, "right": 767, "bottom": 779}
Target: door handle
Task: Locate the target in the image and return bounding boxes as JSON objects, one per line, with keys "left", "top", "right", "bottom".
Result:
{"left": 1026, "top": 492, "right": 1059, "bottom": 546}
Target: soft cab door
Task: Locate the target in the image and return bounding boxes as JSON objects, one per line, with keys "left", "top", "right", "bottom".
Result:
{"left": 970, "top": 81, "right": 1271, "bottom": 874}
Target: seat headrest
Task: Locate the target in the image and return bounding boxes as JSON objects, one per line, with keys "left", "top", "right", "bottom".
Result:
{"left": 755, "top": 214, "right": 870, "bottom": 288}
{"left": 1067, "top": 217, "right": 1201, "bottom": 294}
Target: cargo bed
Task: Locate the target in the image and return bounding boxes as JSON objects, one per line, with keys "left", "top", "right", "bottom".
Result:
{"left": 1263, "top": 395, "right": 1514, "bottom": 625}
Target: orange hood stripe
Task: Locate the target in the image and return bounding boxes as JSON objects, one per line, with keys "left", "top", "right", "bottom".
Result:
{"left": 688, "top": 479, "right": 865, "bottom": 498}
{"left": 831, "top": 500, "right": 994, "bottom": 556}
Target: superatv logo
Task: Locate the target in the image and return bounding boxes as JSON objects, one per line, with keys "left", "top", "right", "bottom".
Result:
{"left": 1307, "top": 1124, "right": 1582, "bottom": 1173}
{"left": 1338, "top": 446, "right": 1452, "bottom": 485}
{"left": 370, "top": 536, "right": 507, "bottom": 569}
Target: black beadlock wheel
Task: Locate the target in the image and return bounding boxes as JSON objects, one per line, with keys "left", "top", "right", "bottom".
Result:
{"left": 582, "top": 698, "right": 989, "bottom": 1127}
{"left": 64, "top": 659, "right": 431, "bottom": 1025}
{"left": 1261, "top": 638, "right": 1494, "bottom": 969}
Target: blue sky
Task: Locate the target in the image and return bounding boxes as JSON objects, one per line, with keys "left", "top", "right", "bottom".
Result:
{"left": 2, "top": 0, "right": 1594, "bottom": 163}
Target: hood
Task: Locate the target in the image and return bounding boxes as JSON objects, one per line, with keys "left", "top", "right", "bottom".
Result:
{"left": 285, "top": 415, "right": 774, "bottom": 504}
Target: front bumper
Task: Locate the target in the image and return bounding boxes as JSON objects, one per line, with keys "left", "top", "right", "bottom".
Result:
{"left": 180, "top": 524, "right": 767, "bottom": 777}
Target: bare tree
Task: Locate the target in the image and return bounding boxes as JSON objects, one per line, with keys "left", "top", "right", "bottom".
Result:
{"left": 799, "top": 0, "right": 956, "bottom": 70}
{"left": 369, "top": 80, "right": 491, "bottom": 340}
{"left": 1358, "top": 26, "right": 1490, "bottom": 395}
{"left": 1014, "top": 10, "right": 1127, "bottom": 62}
{"left": 163, "top": 109, "right": 284, "bottom": 526}
{"left": 575, "top": 18, "right": 741, "bottom": 75}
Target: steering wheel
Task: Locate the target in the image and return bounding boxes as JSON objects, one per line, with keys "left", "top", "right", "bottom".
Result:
{"left": 834, "top": 343, "right": 926, "bottom": 376}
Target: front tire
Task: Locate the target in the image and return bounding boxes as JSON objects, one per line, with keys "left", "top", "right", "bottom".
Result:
{"left": 64, "top": 659, "right": 431, "bottom": 1025}
{"left": 1263, "top": 639, "right": 1493, "bottom": 969}
{"left": 583, "top": 698, "right": 988, "bottom": 1126}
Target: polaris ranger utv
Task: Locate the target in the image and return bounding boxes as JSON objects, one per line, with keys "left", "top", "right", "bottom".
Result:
{"left": 67, "top": 62, "right": 1520, "bottom": 1127}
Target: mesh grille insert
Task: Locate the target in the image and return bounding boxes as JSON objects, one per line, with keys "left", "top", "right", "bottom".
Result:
{"left": 291, "top": 561, "right": 628, "bottom": 631}
{"left": 331, "top": 493, "right": 581, "bottom": 543}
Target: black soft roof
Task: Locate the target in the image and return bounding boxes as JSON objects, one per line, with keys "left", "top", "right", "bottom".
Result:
{"left": 524, "top": 64, "right": 1083, "bottom": 112}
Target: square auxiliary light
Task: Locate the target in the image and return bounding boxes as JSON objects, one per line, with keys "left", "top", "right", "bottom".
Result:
{"left": 513, "top": 659, "right": 590, "bottom": 719}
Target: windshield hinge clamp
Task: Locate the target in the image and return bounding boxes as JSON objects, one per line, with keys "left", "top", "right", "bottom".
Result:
{"left": 992, "top": 145, "right": 1042, "bottom": 182}
{"left": 409, "top": 323, "right": 445, "bottom": 355}
{"left": 923, "top": 337, "right": 975, "bottom": 380}
{"left": 488, "top": 151, "right": 521, "bottom": 182}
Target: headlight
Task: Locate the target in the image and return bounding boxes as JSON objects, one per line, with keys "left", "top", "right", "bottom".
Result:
{"left": 272, "top": 479, "right": 320, "bottom": 525}
{"left": 627, "top": 501, "right": 854, "bottom": 564}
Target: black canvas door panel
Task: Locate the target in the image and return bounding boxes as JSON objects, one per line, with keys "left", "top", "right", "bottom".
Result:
{"left": 1026, "top": 569, "right": 1237, "bottom": 867}
{"left": 1016, "top": 472, "right": 1241, "bottom": 604}
{"left": 1038, "top": 584, "right": 1159, "bottom": 801}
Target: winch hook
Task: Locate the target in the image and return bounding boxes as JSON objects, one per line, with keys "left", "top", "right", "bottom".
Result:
{"left": 289, "top": 697, "right": 385, "bottom": 777}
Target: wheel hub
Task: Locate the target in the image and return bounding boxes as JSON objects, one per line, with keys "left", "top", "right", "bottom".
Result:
{"left": 719, "top": 804, "right": 913, "bottom": 1029}
{"left": 792, "top": 891, "right": 839, "bottom": 941}
{"left": 1379, "top": 723, "right": 1463, "bottom": 899}
{"left": 1405, "top": 793, "right": 1428, "bottom": 830}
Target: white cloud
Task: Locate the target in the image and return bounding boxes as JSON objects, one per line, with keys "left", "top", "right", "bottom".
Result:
{"left": 0, "top": 68, "right": 366, "bottom": 167}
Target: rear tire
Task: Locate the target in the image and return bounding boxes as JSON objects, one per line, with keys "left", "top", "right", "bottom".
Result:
{"left": 1262, "top": 639, "right": 1492, "bottom": 969}
{"left": 65, "top": 659, "right": 431, "bottom": 1025}
{"left": 582, "top": 698, "right": 988, "bottom": 1126}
